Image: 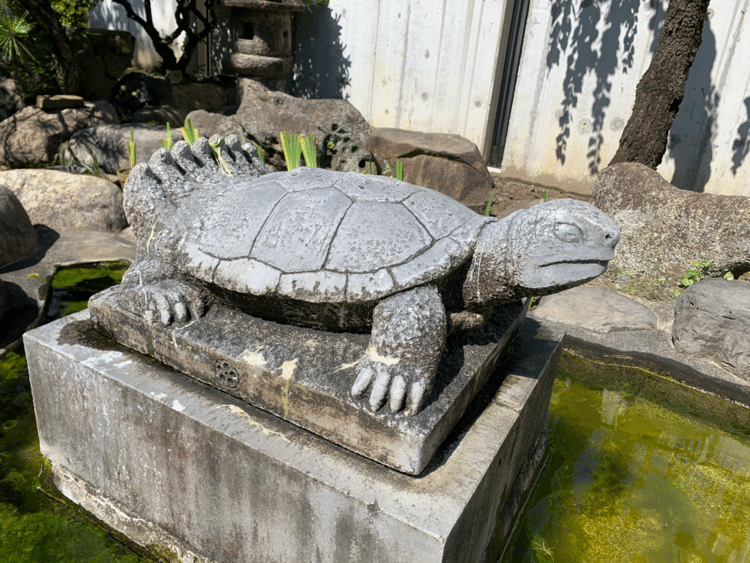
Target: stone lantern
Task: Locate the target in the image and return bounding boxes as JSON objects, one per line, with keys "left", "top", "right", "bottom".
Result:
{"left": 221, "top": 0, "right": 304, "bottom": 97}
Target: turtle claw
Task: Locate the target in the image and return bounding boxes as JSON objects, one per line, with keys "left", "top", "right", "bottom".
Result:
{"left": 119, "top": 280, "right": 205, "bottom": 326}
{"left": 351, "top": 359, "right": 419, "bottom": 414}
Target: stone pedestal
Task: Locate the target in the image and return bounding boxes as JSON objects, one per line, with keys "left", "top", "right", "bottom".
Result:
{"left": 25, "top": 311, "right": 563, "bottom": 563}
{"left": 89, "top": 286, "right": 527, "bottom": 475}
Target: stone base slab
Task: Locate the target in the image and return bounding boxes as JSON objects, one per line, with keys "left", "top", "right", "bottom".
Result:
{"left": 25, "top": 311, "right": 563, "bottom": 563}
{"left": 89, "top": 286, "right": 526, "bottom": 475}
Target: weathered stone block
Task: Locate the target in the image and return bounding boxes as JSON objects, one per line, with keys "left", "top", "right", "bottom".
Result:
{"left": 25, "top": 311, "right": 563, "bottom": 563}
{"left": 90, "top": 286, "right": 526, "bottom": 474}
{"left": 672, "top": 278, "right": 750, "bottom": 378}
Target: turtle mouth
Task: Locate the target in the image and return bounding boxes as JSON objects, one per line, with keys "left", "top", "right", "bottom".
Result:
{"left": 537, "top": 260, "right": 609, "bottom": 282}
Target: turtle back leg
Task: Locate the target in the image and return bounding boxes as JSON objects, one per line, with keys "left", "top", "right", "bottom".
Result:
{"left": 118, "top": 256, "right": 206, "bottom": 326}
{"left": 351, "top": 285, "right": 446, "bottom": 415}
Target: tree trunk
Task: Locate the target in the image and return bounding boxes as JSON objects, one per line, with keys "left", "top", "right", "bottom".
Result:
{"left": 15, "top": 0, "right": 79, "bottom": 94}
{"left": 609, "top": 0, "right": 710, "bottom": 168}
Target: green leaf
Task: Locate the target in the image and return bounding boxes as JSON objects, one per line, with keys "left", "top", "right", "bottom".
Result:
{"left": 484, "top": 190, "right": 495, "bottom": 216}
{"left": 299, "top": 135, "right": 317, "bottom": 168}
{"left": 280, "top": 131, "right": 302, "bottom": 170}
{"left": 181, "top": 118, "right": 199, "bottom": 146}
{"left": 128, "top": 127, "right": 136, "bottom": 168}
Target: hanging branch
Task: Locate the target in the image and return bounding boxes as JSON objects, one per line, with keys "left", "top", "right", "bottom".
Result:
{"left": 110, "top": 0, "right": 218, "bottom": 73}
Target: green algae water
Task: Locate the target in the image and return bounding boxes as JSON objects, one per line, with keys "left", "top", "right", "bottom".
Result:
{"left": 500, "top": 352, "right": 750, "bottom": 563}
{"left": 1, "top": 263, "right": 150, "bottom": 562}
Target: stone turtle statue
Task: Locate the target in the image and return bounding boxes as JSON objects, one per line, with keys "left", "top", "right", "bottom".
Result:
{"left": 120, "top": 135, "right": 619, "bottom": 415}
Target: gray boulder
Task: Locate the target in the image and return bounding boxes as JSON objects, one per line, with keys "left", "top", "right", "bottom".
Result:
{"left": 62, "top": 124, "right": 169, "bottom": 174}
{"left": 365, "top": 128, "right": 495, "bottom": 211}
{"left": 187, "top": 86, "right": 372, "bottom": 172}
{"left": 0, "top": 169, "right": 126, "bottom": 232}
{"left": 531, "top": 286, "right": 657, "bottom": 334}
{"left": 0, "top": 184, "right": 36, "bottom": 266}
{"left": 0, "top": 75, "right": 24, "bottom": 122}
{"left": 75, "top": 29, "right": 135, "bottom": 102}
{"left": 112, "top": 70, "right": 172, "bottom": 119}
{"left": 672, "top": 278, "right": 750, "bottom": 378}
{"left": 0, "top": 101, "right": 119, "bottom": 166}
{"left": 592, "top": 163, "right": 750, "bottom": 300}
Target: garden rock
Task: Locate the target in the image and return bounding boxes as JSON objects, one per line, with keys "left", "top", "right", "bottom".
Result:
{"left": 132, "top": 105, "right": 190, "bottom": 126}
{"left": 187, "top": 86, "right": 372, "bottom": 172}
{"left": 365, "top": 128, "right": 495, "bottom": 210}
{"left": 0, "top": 101, "right": 119, "bottom": 166}
{"left": 159, "top": 82, "right": 230, "bottom": 114}
{"left": 0, "top": 76, "right": 24, "bottom": 122}
{"left": 531, "top": 286, "right": 657, "bottom": 334}
{"left": 112, "top": 70, "right": 172, "bottom": 119}
{"left": 0, "top": 169, "right": 127, "bottom": 232}
{"left": 0, "top": 185, "right": 36, "bottom": 267}
{"left": 672, "top": 278, "right": 750, "bottom": 378}
{"left": 591, "top": 163, "right": 750, "bottom": 300}
{"left": 62, "top": 124, "right": 169, "bottom": 174}
{"left": 76, "top": 29, "right": 135, "bottom": 101}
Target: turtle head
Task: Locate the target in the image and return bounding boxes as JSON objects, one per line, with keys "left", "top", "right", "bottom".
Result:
{"left": 465, "top": 199, "right": 619, "bottom": 306}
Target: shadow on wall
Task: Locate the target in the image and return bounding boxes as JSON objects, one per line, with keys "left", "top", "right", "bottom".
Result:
{"left": 546, "top": 0, "right": 647, "bottom": 173}
{"left": 731, "top": 97, "right": 750, "bottom": 176}
{"left": 667, "top": 18, "right": 717, "bottom": 193}
{"left": 290, "top": 6, "right": 351, "bottom": 99}
{"left": 545, "top": 0, "right": 741, "bottom": 193}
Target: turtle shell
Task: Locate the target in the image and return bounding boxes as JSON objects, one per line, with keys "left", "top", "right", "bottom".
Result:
{"left": 169, "top": 167, "right": 494, "bottom": 303}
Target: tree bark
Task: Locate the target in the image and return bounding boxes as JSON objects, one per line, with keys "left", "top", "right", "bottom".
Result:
{"left": 610, "top": 0, "right": 710, "bottom": 168}
{"left": 15, "top": 0, "right": 79, "bottom": 94}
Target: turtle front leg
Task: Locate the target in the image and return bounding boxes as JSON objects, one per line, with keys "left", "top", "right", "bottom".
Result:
{"left": 352, "top": 285, "right": 446, "bottom": 415}
{"left": 119, "top": 257, "right": 206, "bottom": 326}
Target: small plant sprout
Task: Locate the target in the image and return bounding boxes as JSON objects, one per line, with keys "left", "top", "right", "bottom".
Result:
{"left": 280, "top": 131, "right": 302, "bottom": 170}
{"left": 209, "top": 137, "right": 233, "bottom": 178}
{"left": 299, "top": 135, "right": 318, "bottom": 168}
{"left": 162, "top": 122, "right": 173, "bottom": 150}
{"left": 678, "top": 260, "right": 711, "bottom": 290}
{"left": 27, "top": 272, "right": 49, "bottom": 285}
{"left": 255, "top": 144, "right": 266, "bottom": 163}
{"left": 544, "top": 189, "right": 549, "bottom": 202}
{"left": 181, "top": 118, "right": 199, "bottom": 146}
{"left": 128, "top": 127, "right": 137, "bottom": 168}
{"left": 396, "top": 160, "right": 404, "bottom": 181}
{"left": 484, "top": 190, "right": 495, "bottom": 217}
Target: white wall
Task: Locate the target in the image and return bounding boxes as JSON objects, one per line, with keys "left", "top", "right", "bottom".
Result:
{"left": 89, "top": 0, "right": 179, "bottom": 70}
{"left": 500, "top": 0, "right": 750, "bottom": 196}
{"left": 292, "top": 0, "right": 515, "bottom": 157}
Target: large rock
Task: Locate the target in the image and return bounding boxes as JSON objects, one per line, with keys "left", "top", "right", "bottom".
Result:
{"left": 0, "top": 101, "right": 119, "bottom": 166}
{"left": 0, "top": 75, "right": 24, "bottom": 122}
{"left": 0, "top": 169, "right": 126, "bottom": 232}
{"left": 672, "top": 278, "right": 750, "bottom": 378}
{"left": 75, "top": 29, "right": 135, "bottom": 101}
{"left": 0, "top": 185, "right": 36, "bottom": 266}
{"left": 62, "top": 124, "right": 169, "bottom": 174}
{"left": 112, "top": 70, "right": 172, "bottom": 119}
{"left": 531, "top": 286, "right": 657, "bottom": 334}
{"left": 187, "top": 86, "right": 372, "bottom": 172}
{"left": 365, "top": 128, "right": 495, "bottom": 209}
{"left": 591, "top": 163, "right": 750, "bottom": 300}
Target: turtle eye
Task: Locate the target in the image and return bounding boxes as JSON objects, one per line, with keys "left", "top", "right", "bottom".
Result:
{"left": 555, "top": 222, "right": 583, "bottom": 243}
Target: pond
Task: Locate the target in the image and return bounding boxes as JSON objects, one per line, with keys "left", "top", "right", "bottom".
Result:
{"left": 498, "top": 353, "right": 750, "bottom": 563}
{"left": 2, "top": 264, "right": 749, "bottom": 562}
